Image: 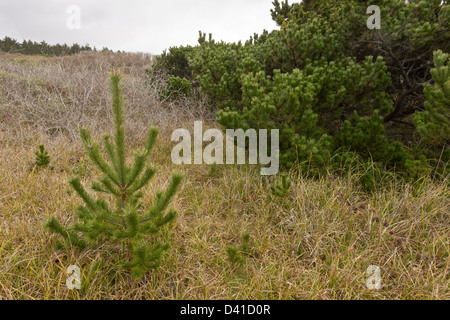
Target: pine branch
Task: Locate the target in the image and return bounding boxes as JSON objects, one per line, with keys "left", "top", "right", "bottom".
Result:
{"left": 45, "top": 217, "right": 87, "bottom": 249}
{"left": 70, "top": 177, "right": 98, "bottom": 212}
{"left": 34, "top": 144, "right": 50, "bottom": 168}
{"left": 128, "top": 166, "right": 158, "bottom": 194}
{"left": 110, "top": 70, "right": 127, "bottom": 186}
{"left": 140, "top": 173, "right": 183, "bottom": 223}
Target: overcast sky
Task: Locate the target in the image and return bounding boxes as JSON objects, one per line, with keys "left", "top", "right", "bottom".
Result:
{"left": 0, "top": 0, "right": 279, "bottom": 54}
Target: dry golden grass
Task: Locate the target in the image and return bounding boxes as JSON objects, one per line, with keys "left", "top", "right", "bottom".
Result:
{"left": 0, "top": 52, "right": 448, "bottom": 300}
{"left": 0, "top": 126, "right": 448, "bottom": 300}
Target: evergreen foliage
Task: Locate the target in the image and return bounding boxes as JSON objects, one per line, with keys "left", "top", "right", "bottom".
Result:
{"left": 34, "top": 145, "right": 50, "bottom": 168}
{"left": 162, "top": 75, "right": 193, "bottom": 100}
{"left": 46, "top": 71, "right": 182, "bottom": 278}
{"left": 150, "top": 0, "right": 449, "bottom": 182}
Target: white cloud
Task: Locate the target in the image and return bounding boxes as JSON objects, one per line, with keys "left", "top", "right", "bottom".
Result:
{"left": 0, "top": 0, "right": 277, "bottom": 54}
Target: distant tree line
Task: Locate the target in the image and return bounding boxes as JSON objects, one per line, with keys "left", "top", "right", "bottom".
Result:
{"left": 0, "top": 36, "right": 111, "bottom": 56}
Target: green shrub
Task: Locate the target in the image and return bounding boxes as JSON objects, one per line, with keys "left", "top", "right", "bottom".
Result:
{"left": 162, "top": 75, "right": 193, "bottom": 99}
{"left": 414, "top": 50, "right": 449, "bottom": 147}
{"left": 151, "top": 0, "right": 449, "bottom": 184}
{"left": 149, "top": 45, "right": 196, "bottom": 82}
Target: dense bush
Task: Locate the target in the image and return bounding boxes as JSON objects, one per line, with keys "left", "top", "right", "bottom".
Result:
{"left": 150, "top": 0, "right": 449, "bottom": 185}
{"left": 149, "top": 45, "right": 196, "bottom": 82}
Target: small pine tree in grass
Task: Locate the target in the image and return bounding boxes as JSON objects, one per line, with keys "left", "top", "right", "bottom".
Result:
{"left": 35, "top": 144, "right": 50, "bottom": 168}
{"left": 46, "top": 70, "right": 183, "bottom": 278}
{"left": 226, "top": 232, "right": 251, "bottom": 267}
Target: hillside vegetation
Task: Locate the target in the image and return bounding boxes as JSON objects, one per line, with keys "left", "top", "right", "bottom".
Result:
{"left": 0, "top": 50, "right": 448, "bottom": 300}
{"left": 0, "top": 0, "right": 449, "bottom": 300}
{"left": 151, "top": 0, "right": 449, "bottom": 189}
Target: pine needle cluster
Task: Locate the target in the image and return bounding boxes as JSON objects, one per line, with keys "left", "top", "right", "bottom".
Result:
{"left": 35, "top": 145, "right": 50, "bottom": 168}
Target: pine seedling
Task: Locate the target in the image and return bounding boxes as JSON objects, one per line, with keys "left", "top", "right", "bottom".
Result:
{"left": 35, "top": 144, "right": 50, "bottom": 168}
{"left": 226, "top": 232, "right": 251, "bottom": 267}
{"left": 45, "top": 70, "right": 183, "bottom": 278}
{"left": 269, "top": 174, "right": 291, "bottom": 199}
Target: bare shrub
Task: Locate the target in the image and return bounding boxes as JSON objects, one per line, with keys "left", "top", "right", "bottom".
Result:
{"left": 0, "top": 51, "right": 213, "bottom": 143}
